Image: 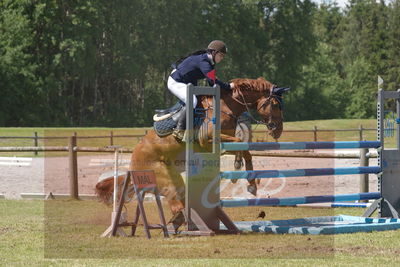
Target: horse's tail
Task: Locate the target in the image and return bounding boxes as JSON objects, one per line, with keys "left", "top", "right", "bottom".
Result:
{"left": 95, "top": 174, "right": 134, "bottom": 205}
{"left": 95, "top": 178, "right": 114, "bottom": 205}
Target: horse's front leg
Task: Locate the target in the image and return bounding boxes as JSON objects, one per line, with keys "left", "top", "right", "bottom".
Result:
{"left": 219, "top": 134, "right": 241, "bottom": 143}
{"left": 234, "top": 152, "right": 243, "bottom": 171}
{"left": 242, "top": 150, "right": 258, "bottom": 196}
{"left": 219, "top": 134, "right": 257, "bottom": 196}
{"left": 231, "top": 152, "right": 243, "bottom": 184}
{"left": 218, "top": 134, "right": 242, "bottom": 184}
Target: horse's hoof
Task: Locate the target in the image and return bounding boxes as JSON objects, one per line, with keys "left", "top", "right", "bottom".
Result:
{"left": 234, "top": 160, "right": 243, "bottom": 170}
{"left": 247, "top": 184, "right": 257, "bottom": 196}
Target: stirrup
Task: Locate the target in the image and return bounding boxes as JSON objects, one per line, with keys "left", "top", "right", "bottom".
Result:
{"left": 172, "top": 129, "right": 185, "bottom": 141}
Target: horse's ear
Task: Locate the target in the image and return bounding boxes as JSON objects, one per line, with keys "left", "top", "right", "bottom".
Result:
{"left": 273, "top": 87, "right": 291, "bottom": 96}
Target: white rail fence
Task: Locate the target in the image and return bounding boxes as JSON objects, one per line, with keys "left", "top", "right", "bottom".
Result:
{"left": 0, "top": 157, "right": 32, "bottom": 167}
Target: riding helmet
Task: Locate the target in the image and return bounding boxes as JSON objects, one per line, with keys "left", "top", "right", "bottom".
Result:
{"left": 207, "top": 40, "right": 228, "bottom": 54}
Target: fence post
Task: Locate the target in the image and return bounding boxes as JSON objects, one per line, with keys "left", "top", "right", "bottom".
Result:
{"left": 313, "top": 126, "right": 318, "bottom": 142}
{"left": 110, "top": 131, "right": 114, "bottom": 146}
{"left": 69, "top": 135, "right": 79, "bottom": 199}
{"left": 359, "top": 148, "right": 369, "bottom": 202}
{"left": 359, "top": 124, "right": 364, "bottom": 141}
{"left": 34, "top": 132, "right": 38, "bottom": 156}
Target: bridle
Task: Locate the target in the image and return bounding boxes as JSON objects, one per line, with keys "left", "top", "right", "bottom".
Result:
{"left": 232, "top": 87, "right": 282, "bottom": 126}
{"left": 200, "top": 86, "right": 283, "bottom": 127}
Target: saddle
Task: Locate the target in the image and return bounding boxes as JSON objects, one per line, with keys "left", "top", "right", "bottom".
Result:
{"left": 153, "top": 101, "right": 205, "bottom": 138}
{"left": 153, "top": 101, "right": 185, "bottom": 120}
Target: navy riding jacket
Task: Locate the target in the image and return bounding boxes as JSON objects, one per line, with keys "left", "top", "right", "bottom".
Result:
{"left": 170, "top": 53, "right": 231, "bottom": 90}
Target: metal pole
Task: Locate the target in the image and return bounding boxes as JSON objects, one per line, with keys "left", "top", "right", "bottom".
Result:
{"left": 359, "top": 148, "right": 369, "bottom": 202}
{"left": 68, "top": 135, "right": 78, "bottom": 199}
{"left": 113, "top": 148, "right": 119, "bottom": 212}
{"left": 377, "top": 77, "right": 384, "bottom": 149}
{"left": 397, "top": 89, "right": 400, "bottom": 149}
{"left": 377, "top": 77, "right": 384, "bottom": 216}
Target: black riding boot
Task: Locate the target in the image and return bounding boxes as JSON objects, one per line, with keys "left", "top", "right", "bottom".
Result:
{"left": 172, "top": 106, "right": 186, "bottom": 141}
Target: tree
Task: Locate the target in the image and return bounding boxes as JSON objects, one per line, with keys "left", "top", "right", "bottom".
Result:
{"left": 343, "top": 57, "right": 375, "bottom": 118}
{"left": 0, "top": 0, "right": 39, "bottom": 125}
{"left": 387, "top": 0, "right": 400, "bottom": 91}
{"left": 0, "top": 0, "right": 398, "bottom": 126}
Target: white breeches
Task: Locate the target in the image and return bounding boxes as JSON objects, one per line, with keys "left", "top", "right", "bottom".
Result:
{"left": 167, "top": 71, "right": 197, "bottom": 108}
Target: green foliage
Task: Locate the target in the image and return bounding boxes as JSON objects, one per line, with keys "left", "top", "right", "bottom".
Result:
{"left": 343, "top": 57, "right": 376, "bottom": 118}
{"left": 295, "top": 42, "right": 345, "bottom": 120}
{"left": 387, "top": 0, "right": 400, "bottom": 91}
{"left": 0, "top": 0, "right": 398, "bottom": 126}
{"left": 0, "top": 0, "right": 39, "bottom": 125}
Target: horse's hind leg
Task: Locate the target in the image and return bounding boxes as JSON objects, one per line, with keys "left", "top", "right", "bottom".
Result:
{"left": 154, "top": 162, "right": 188, "bottom": 232}
{"left": 151, "top": 161, "right": 185, "bottom": 215}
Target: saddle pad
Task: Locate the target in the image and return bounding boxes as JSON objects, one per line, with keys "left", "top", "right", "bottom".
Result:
{"left": 153, "top": 117, "right": 177, "bottom": 137}
{"left": 153, "top": 109, "right": 206, "bottom": 138}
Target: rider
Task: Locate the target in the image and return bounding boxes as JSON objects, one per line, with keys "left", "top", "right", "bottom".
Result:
{"left": 168, "top": 40, "right": 234, "bottom": 141}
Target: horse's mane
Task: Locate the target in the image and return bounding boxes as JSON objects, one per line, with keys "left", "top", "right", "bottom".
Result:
{"left": 199, "top": 77, "right": 274, "bottom": 105}
{"left": 231, "top": 77, "right": 274, "bottom": 93}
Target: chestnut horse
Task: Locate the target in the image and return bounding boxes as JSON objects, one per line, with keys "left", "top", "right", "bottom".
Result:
{"left": 96, "top": 77, "right": 286, "bottom": 215}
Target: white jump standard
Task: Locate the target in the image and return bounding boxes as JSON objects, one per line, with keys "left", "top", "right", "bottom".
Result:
{"left": 179, "top": 81, "right": 400, "bottom": 235}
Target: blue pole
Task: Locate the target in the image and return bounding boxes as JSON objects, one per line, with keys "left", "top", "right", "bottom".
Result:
{"left": 221, "top": 141, "right": 381, "bottom": 151}
{"left": 221, "top": 166, "right": 381, "bottom": 180}
{"left": 220, "top": 192, "right": 381, "bottom": 207}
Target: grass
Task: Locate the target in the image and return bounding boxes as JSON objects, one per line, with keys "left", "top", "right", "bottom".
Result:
{"left": 1, "top": 199, "right": 400, "bottom": 266}
{"left": 282, "top": 119, "right": 376, "bottom": 130}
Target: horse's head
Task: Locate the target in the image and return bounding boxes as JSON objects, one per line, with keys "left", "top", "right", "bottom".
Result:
{"left": 231, "top": 77, "right": 290, "bottom": 140}
{"left": 256, "top": 84, "right": 290, "bottom": 139}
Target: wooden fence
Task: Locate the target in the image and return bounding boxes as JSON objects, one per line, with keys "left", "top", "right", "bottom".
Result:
{"left": 0, "top": 137, "right": 376, "bottom": 200}
{"left": 0, "top": 136, "right": 134, "bottom": 200}
{"left": 0, "top": 125, "right": 376, "bottom": 149}
{"left": 0, "top": 131, "right": 146, "bottom": 155}
{"left": 253, "top": 125, "right": 376, "bottom": 142}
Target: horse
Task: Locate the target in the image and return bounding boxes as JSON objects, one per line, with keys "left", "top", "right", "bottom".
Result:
{"left": 95, "top": 77, "right": 288, "bottom": 215}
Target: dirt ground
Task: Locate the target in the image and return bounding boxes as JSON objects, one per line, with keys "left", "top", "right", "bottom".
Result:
{"left": 0, "top": 152, "right": 378, "bottom": 200}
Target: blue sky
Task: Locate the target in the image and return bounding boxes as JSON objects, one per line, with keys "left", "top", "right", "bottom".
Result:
{"left": 313, "top": 0, "right": 390, "bottom": 8}
{"left": 312, "top": 0, "right": 349, "bottom": 8}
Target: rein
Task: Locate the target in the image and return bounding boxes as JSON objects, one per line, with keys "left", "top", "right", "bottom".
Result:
{"left": 201, "top": 86, "right": 281, "bottom": 126}
{"left": 233, "top": 87, "right": 277, "bottom": 126}
{"left": 201, "top": 97, "right": 238, "bottom": 120}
